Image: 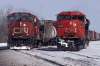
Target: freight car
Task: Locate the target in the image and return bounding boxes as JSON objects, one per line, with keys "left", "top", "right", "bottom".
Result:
{"left": 88, "top": 30, "right": 100, "bottom": 41}
{"left": 95, "top": 32, "right": 100, "bottom": 40}
{"left": 88, "top": 30, "right": 96, "bottom": 41}
{"left": 7, "top": 12, "right": 41, "bottom": 49}
{"left": 40, "top": 20, "right": 57, "bottom": 46}
{"left": 55, "top": 11, "right": 90, "bottom": 51}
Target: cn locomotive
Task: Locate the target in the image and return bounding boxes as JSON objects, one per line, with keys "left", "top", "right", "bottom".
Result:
{"left": 55, "top": 11, "right": 90, "bottom": 51}
{"left": 7, "top": 12, "right": 40, "bottom": 49}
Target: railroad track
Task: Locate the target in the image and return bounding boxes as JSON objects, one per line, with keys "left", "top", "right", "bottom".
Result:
{"left": 66, "top": 51, "right": 100, "bottom": 60}
{"left": 12, "top": 47, "right": 99, "bottom": 66}
{"left": 38, "top": 46, "right": 100, "bottom": 60}
{"left": 31, "top": 47, "right": 100, "bottom": 61}
{"left": 13, "top": 50, "right": 65, "bottom": 66}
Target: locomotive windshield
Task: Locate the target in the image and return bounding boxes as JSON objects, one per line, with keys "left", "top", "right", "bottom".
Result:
{"left": 57, "top": 15, "right": 85, "bottom": 21}
{"left": 8, "top": 13, "right": 34, "bottom": 22}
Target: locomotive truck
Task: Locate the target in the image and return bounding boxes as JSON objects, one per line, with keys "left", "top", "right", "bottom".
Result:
{"left": 7, "top": 12, "right": 41, "bottom": 49}
{"left": 55, "top": 11, "right": 90, "bottom": 51}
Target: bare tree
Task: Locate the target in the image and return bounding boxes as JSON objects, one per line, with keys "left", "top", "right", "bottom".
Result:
{"left": 0, "top": 7, "right": 13, "bottom": 42}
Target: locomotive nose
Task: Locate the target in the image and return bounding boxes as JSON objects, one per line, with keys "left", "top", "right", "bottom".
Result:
{"left": 12, "top": 22, "right": 29, "bottom": 36}
{"left": 65, "top": 27, "right": 77, "bottom": 33}
{"left": 64, "top": 22, "right": 78, "bottom": 37}
{"left": 65, "top": 22, "right": 77, "bottom": 33}
{"left": 65, "top": 28, "right": 77, "bottom": 37}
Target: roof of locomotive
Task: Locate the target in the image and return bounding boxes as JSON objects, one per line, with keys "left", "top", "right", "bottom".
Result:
{"left": 7, "top": 12, "right": 37, "bottom": 18}
{"left": 7, "top": 12, "right": 40, "bottom": 22}
{"left": 57, "top": 11, "right": 85, "bottom": 16}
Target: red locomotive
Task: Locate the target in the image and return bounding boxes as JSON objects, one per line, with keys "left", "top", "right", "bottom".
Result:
{"left": 7, "top": 12, "right": 40, "bottom": 49}
{"left": 55, "top": 11, "right": 90, "bottom": 51}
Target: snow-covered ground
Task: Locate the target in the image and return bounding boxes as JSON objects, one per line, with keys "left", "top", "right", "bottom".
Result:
{"left": 20, "top": 41, "right": 100, "bottom": 66}
{"left": 0, "top": 41, "right": 100, "bottom": 66}
{"left": 0, "top": 43, "right": 7, "bottom": 47}
{"left": 0, "top": 50, "right": 57, "bottom": 66}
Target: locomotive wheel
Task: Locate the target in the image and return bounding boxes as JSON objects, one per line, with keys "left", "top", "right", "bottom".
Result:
{"left": 67, "top": 42, "right": 80, "bottom": 51}
{"left": 57, "top": 43, "right": 62, "bottom": 50}
{"left": 37, "top": 41, "right": 42, "bottom": 48}
{"left": 75, "top": 40, "right": 85, "bottom": 51}
{"left": 7, "top": 42, "right": 13, "bottom": 49}
{"left": 7, "top": 44, "right": 10, "bottom": 49}
{"left": 7, "top": 43, "right": 14, "bottom": 49}
{"left": 69, "top": 44, "right": 80, "bottom": 51}
{"left": 33, "top": 40, "right": 41, "bottom": 48}
{"left": 7, "top": 39, "right": 12, "bottom": 49}
{"left": 84, "top": 40, "right": 89, "bottom": 49}
{"left": 29, "top": 44, "right": 34, "bottom": 49}
{"left": 75, "top": 45, "right": 81, "bottom": 51}
{"left": 74, "top": 39, "right": 87, "bottom": 51}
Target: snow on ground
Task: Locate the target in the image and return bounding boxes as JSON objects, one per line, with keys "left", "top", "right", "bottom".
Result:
{"left": 1, "top": 41, "right": 100, "bottom": 66}
{"left": 20, "top": 41, "right": 100, "bottom": 66}
{"left": 71, "top": 41, "right": 100, "bottom": 61}
{"left": 0, "top": 50, "right": 57, "bottom": 66}
{"left": 0, "top": 43, "right": 7, "bottom": 47}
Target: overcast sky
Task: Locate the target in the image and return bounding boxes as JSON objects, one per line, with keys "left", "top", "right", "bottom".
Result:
{"left": 0, "top": 0, "right": 100, "bottom": 32}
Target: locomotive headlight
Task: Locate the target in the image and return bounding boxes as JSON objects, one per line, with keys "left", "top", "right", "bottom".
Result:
{"left": 23, "top": 24, "right": 27, "bottom": 26}
{"left": 73, "top": 23, "right": 77, "bottom": 27}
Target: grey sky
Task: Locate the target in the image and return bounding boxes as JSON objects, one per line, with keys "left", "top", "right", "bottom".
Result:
{"left": 0, "top": 0, "right": 100, "bottom": 32}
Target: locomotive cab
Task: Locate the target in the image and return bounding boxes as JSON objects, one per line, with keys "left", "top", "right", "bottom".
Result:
{"left": 56, "top": 11, "right": 89, "bottom": 51}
